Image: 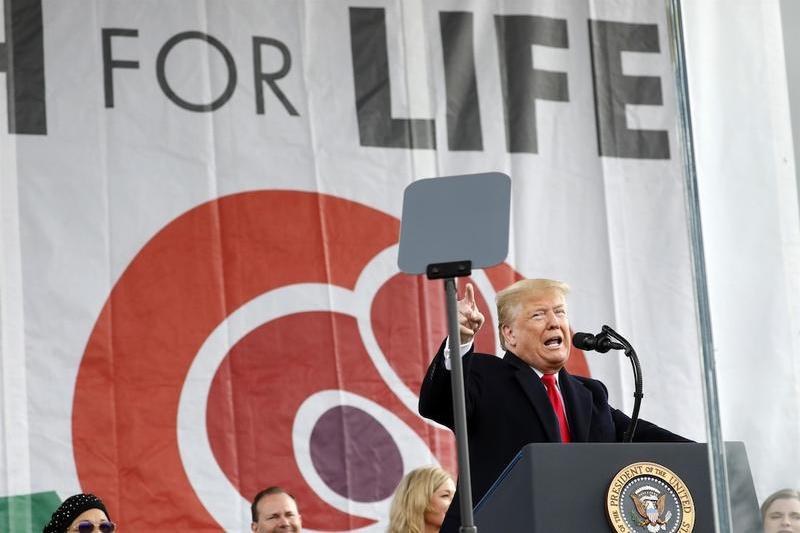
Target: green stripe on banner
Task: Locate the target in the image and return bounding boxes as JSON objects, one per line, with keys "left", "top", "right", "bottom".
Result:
{"left": 0, "top": 491, "right": 61, "bottom": 532}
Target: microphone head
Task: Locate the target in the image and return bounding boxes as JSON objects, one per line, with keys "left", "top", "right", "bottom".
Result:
{"left": 572, "top": 332, "right": 597, "bottom": 351}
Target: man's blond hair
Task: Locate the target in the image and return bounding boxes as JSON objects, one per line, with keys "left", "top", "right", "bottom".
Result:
{"left": 495, "top": 279, "right": 570, "bottom": 350}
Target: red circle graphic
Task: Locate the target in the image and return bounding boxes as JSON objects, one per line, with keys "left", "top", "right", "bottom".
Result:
{"left": 73, "top": 190, "right": 588, "bottom": 530}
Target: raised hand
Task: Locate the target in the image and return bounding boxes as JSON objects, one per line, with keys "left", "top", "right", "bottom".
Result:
{"left": 457, "top": 282, "right": 485, "bottom": 345}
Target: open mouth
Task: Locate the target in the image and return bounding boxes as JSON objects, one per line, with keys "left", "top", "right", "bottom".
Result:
{"left": 544, "top": 336, "right": 563, "bottom": 348}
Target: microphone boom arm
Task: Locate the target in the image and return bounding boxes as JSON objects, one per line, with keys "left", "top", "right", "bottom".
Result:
{"left": 600, "top": 325, "right": 642, "bottom": 443}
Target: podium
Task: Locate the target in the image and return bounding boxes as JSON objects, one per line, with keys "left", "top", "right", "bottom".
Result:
{"left": 472, "top": 442, "right": 760, "bottom": 532}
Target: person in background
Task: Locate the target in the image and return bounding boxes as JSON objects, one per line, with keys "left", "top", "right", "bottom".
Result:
{"left": 42, "top": 493, "right": 116, "bottom": 533}
{"left": 251, "top": 486, "right": 302, "bottom": 533}
{"left": 388, "top": 466, "right": 456, "bottom": 533}
{"left": 761, "top": 489, "right": 800, "bottom": 533}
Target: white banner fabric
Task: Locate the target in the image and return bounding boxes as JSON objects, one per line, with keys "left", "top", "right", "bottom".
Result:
{"left": 0, "top": 1, "right": 707, "bottom": 530}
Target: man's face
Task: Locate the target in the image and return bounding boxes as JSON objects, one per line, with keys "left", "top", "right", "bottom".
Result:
{"left": 501, "top": 289, "right": 571, "bottom": 373}
{"left": 251, "top": 493, "right": 302, "bottom": 533}
{"left": 764, "top": 498, "right": 800, "bottom": 533}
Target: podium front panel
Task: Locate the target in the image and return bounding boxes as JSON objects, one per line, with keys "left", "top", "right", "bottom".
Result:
{"left": 472, "top": 442, "right": 759, "bottom": 532}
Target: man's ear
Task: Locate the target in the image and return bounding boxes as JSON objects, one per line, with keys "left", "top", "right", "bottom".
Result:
{"left": 501, "top": 324, "right": 515, "bottom": 347}
{"left": 251, "top": 521, "right": 258, "bottom": 532}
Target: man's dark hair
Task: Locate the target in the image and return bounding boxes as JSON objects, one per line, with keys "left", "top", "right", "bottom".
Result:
{"left": 251, "top": 486, "right": 297, "bottom": 522}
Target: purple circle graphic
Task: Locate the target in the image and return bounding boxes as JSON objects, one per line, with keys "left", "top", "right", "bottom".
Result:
{"left": 309, "top": 405, "right": 403, "bottom": 502}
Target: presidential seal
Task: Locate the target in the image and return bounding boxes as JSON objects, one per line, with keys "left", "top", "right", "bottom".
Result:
{"left": 606, "top": 462, "right": 695, "bottom": 533}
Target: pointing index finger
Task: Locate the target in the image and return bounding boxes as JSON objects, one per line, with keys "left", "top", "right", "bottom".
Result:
{"left": 464, "top": 282, "right": 475, "bottom": 307}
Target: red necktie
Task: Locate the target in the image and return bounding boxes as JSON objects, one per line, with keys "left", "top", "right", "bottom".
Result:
{"left": 541, "top": 373, "right": 571, "bottom": 442}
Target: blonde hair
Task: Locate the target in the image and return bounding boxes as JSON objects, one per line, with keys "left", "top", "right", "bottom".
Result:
{"left": 761, "top": 489, "right": 800, "bottom": 521}
{"left": 387, "top": 466, "right": 453, "bottom": 533}
{"left": 495, "top": 279, "right": 570, "bottom": 350}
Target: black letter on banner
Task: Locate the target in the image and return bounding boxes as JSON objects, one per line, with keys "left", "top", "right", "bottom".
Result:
{"left": 0, "top": 0, "right": 46, "bottom": 134}
{"left": 440, "top": 11, "right": 482, "bottom": 151}
{"left": 348, "top": 7, "right": 435, "bottom": 149}
{"left": 156, "top": 31, "right": 236, "bottom": 112}
{"left": 252, "top": 37, "right": 298, "bottom": 116}
{"left": 588, "top": 20, "right": 669, "bottom": 159}
{"left": 494, "top": 15, "right": 568, "bottom": 153}
{"left": 102, "top": 28, "right": 140, "bottom": 108}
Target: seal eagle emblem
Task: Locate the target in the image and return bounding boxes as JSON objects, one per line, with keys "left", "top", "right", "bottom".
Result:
{"left": 631, "top": 485, "right": 673, "bottom": 531}
{"left": 606, "top": 462, "right": 695, "bottom": 533}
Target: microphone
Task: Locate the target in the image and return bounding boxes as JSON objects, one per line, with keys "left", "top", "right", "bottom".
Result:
{"left": 574, "top": 326, "right": 642, "bottom": 442}
{"left": 572, "top": 331, "right": 624, "bottom": 353}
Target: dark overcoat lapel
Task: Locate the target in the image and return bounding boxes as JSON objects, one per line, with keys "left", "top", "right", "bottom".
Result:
{"left": 503, "top": 351, "right": 562, "bottom": 442}
{"left": 558, "top": 368, "right": 593, "bottom": 442}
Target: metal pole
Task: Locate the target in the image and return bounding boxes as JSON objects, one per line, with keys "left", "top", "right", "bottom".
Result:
{"left": 444, "top": 278, "right": 477, "bottom": 533}
{"left": 666, "top": 1, "right": 733, "bottom": 531}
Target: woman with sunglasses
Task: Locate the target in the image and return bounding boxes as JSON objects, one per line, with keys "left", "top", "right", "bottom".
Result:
{"left": 43, "top": 493, "right": 116, "bottom": 533}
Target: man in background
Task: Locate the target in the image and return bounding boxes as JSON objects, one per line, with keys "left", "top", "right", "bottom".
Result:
{"left": 251, "top": 486, "right": 302, "bottom": 533}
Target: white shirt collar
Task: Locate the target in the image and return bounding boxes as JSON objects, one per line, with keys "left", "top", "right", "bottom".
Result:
{"left": 531, "top": 367, "right": 560, "bottom": 384}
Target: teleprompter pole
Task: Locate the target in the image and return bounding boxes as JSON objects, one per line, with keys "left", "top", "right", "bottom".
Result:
{"left": 426, "top": 260, "right": 476, "bottom": 533}
{"left": 444, "top": 277, "right": 477, "bottom": 533}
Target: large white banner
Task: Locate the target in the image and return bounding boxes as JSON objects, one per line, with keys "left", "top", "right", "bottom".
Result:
{"left": 0, "top": 0, "right": 708, "bottom": 530}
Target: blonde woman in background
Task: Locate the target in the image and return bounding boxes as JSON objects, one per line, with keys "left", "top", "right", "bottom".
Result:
{"left": 388, "top": 466, "right": 455, "bottom": 533}
{"left": 761, "top": 489, "right": 800, "bottom": 533}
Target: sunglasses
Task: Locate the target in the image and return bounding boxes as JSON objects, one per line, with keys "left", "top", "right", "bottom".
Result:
{"left": 70, "top": 521, "right": 117, "bottom": 533}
